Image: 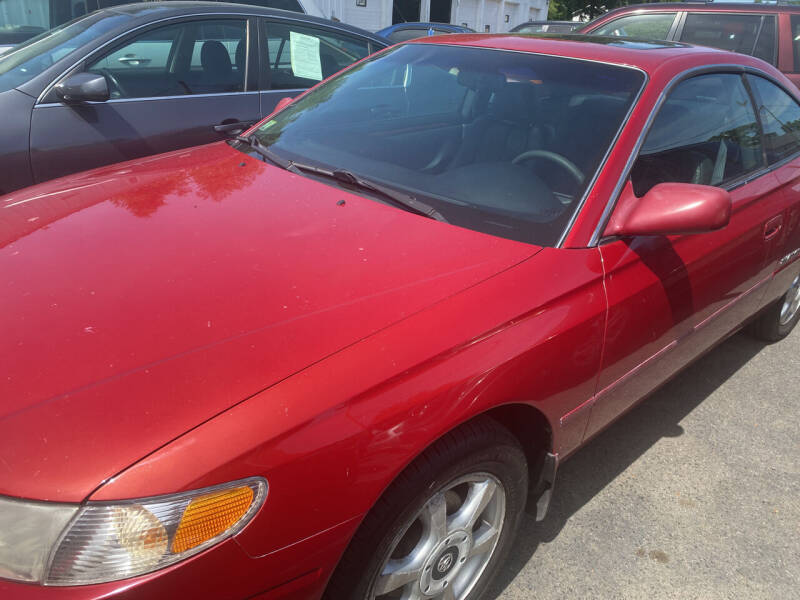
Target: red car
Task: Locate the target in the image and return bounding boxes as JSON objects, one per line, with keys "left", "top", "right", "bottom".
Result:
{"left": 580, "top": 2, "right": 800, "bottom": 89}
{"left": 2, "top": 34, "right": 800, "bottom": 600}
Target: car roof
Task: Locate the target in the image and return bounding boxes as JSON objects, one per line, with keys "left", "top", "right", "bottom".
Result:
{"left": 517, "top": 21, "right": 577, "bottom": 25}
{"left": 383, "top": 22, "right": 468, "bottom": 30}
{"left": 599, "top": 2, "right": 800, "bottom": 15}
{"left": 101, "top": 1, "right": 386, "bottom": 42}
{"left": 407, "top": 32, "right": 767, "bottom": 75}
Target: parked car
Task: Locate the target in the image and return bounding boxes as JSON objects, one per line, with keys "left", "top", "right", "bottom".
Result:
{"left": 376, "top": 22, "right": 474, "bottom": 43}
{"left": 0, "top": 0, "right": 325, "bottom": 53}
{"left": 2, "top": 34, "right": 800, "bottom": 600}
{"left": 0, "top": 1, "right": 386, "bottom": 195}
{"left": 510, "top": 20, "right": 580, "bottom": 33}
{"left": 579, "top": 2, "right": 800, "bottom": 88}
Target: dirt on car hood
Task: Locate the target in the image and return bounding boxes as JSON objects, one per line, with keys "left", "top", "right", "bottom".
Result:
{"left": 0, "top": 142, "right": 540, "bottom": 502}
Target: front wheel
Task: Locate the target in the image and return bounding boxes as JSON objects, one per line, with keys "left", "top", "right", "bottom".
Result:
{"left": 748, "top": 273, "right": 800, "bottom": 342}
{"left": 325, "top": 418, "right": 528, "bottom": 600}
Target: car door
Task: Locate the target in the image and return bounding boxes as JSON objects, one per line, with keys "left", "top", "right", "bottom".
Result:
{"left": 584, "top": 72, "right": 786, "bottom": 439}
{"left": 30, "top": 16, "right": 260, "bottom": 183}
{"left": 745, "top": 73, "right": 800, "bottom": 298}
{"left": 259, "top": 18, "right": 375, "bottom": 115}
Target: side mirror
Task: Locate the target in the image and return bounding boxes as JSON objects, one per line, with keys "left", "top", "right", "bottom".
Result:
{"left": 604, "top": 182, "right": 731, "bottom": 238}
{"left": 54, "top": 72, "right": 110, "bottom": 103}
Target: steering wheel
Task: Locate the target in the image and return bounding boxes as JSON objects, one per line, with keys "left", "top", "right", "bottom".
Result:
{"left": 99, "top": 68, "right": 128, "bottom": 99}
{"left": 512, "top": 150, "right": 585, "bottom": 184}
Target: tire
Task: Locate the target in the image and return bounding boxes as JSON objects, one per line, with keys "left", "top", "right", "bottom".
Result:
{"left": 324, "top": 417, "right": 528, "bottom": 600}
{"left": 748, "top": 273, "right": 800, "bottom": 342}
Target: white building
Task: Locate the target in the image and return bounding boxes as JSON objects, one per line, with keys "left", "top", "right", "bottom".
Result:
{"left": 315, "top": 0, "right": 550, "bottom": 34}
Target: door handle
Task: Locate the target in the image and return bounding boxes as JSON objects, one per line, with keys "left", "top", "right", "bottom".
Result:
{"left": 118, "top": 55, "right": 151, "bottom": 66}
{"left": 764, "top": 215, "right": 783, "bottom": 241}
{"left": 214, "top": 120, "right": 257, "bottom": 136}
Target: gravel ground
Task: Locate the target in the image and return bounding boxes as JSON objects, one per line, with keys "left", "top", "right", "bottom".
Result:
{"left": 488, "top": 327, "right": 800, "bottom": 600}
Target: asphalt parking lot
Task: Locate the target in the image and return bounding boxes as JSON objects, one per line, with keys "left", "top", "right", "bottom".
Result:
{"left": 488, "top": 328, "right": 800, "bottom": 599}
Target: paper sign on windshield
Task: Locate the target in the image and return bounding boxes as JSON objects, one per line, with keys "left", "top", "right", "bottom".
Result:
{"left": 290, "top": 31, "right": 322, "bottom": 81}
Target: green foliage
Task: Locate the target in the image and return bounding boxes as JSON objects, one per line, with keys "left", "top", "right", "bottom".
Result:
{"left": 548, "top": 1, "right": 666, "bottom": 23}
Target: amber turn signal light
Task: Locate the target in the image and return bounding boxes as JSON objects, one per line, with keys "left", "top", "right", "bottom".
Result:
{"left": 172, "top": 485, "right": 256, "bottom": 553}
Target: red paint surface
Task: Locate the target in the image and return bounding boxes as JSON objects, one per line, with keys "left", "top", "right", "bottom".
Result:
{"left": 2, "top": 37, "right": 800, "bottom": 599}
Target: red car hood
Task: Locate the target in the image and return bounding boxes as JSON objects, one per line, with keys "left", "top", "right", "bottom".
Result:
{"left": 0, "top": 143, "right": 539, "bottom": 502}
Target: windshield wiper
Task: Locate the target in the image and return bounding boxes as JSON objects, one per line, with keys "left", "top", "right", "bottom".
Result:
{"left": 235, "top": 135, "right": 300, "bottom": 174}
{"left": 291, "top": 162, "right": 448, "bottom": 223}
{"left": 234, "top": 137, "right": 446, "bottom": 223}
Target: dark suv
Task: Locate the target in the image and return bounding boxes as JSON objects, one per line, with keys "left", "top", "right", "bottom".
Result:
{"left": 580, "top": 3, "right": 800, "bottom": 88}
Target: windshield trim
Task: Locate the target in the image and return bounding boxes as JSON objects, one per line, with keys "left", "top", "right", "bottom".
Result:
{"left": 401, "top": 42, "right": 650, "bottom": 249}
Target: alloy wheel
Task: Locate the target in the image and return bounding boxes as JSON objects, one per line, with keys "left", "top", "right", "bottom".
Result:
{"left": 371, "top": 474, "right": 506, "bottom": 600}
{"left": 780, "top": 274, "right": 800, "bottom": 326}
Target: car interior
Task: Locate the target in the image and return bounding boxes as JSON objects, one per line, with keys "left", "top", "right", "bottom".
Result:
{"left": 266, "top": 23, "right": 371, "bottom": 90}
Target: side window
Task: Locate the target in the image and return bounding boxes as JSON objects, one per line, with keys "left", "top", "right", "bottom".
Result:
{"left": 746, "top": 75, "right": 800, "bottom": 164}
{"left": 189, "top": 22, "right": 248, "bottom": 77}
{"left": 87, "top": 19, "right": 248, "bottom": 98}
{"left": 752, "top": 16, "right": 776, "bottom": 64}
{"left": 792, "top": 15, "right": 800, "bottom": 72}
{"left": 89, "top": 23, "right": 177, "bottom": 72}
{"left": 265, "top": 21, "right": 370, "bottom": 90}
{"left": 591, "top": 13, "right": 677, "bottom": 40}
{"left": 631, "top": 74, "right": 763, "bottom": 197}
{"left": 679, "top": 13, "right": 770, "bottom": 60}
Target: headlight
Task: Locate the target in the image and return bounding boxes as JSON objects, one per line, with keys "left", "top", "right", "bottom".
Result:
{"left": 0, "top": 478, "right": 267, "bottom": 586}
{"left": 0, "top": 497, "right": 78, "bottom": 583}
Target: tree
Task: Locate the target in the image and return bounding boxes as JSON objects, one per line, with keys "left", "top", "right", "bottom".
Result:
{"left": 549, "top": 1, "right": 644, "bottom": 22}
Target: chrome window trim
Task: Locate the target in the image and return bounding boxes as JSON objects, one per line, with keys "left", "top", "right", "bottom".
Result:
{"left": 34, "top": 90, "right": 261, "bottom": 108}
{"left": 262, "top": 88, "right": 305, "bottom": 94}
{"left": 587, "top": 63, "right": 800, "bottom": 247}
{"left": 36, "top": 11, "right": 381, "bottom": 105}
{"left": 416, "top": 42, "right": 650, "bottom": 249}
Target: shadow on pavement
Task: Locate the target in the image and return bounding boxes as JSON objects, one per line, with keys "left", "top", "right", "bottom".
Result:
{"left": 485, "top": 331, "right": 767, "bottom": 599}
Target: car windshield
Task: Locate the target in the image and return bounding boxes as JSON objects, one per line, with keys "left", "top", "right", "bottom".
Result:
{"left": 0, "top": 11, "right": 128, "bottom": 94}
{"left": 252, "top": 44, "right": 644, "bottom": 245}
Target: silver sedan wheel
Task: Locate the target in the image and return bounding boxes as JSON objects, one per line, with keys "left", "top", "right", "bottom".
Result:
{"left": 780, "top": 274, "right": 800, "bottom": 325}
{"left": 370, "top": 473, "right": 506, "bottom": 600}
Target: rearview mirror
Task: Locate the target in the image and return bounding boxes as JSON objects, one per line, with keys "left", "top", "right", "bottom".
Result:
{"left": 603, "top": 182, "right": 731, "bottom": 238}
{"left": 55, "top": 72, "right": 110, "bottom": 103}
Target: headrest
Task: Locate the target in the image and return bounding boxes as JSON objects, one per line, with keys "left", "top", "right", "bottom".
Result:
{"left": 201, "top": 40, "right": 232, "bottom": 76}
